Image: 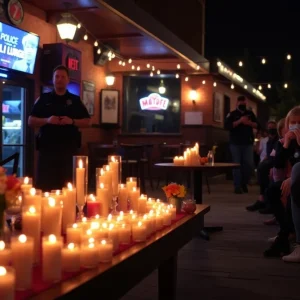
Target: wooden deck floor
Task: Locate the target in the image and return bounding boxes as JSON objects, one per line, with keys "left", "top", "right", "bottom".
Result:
{"left": 121, "top": 182, "right": 300, "bottom": 300}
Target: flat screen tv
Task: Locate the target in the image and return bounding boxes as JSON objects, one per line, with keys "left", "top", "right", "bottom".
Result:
{"left": 0, "top": 22, "right": 39, "bottom": 75}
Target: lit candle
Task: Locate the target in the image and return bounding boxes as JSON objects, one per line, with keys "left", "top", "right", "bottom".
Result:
{"left": 178, "top": 156, "right": 184, "bottom": 166}
{"left": 62, "top": 243, "right": 80, "bottom": 273}
{"left": 142, "top": 214, "right": 152, "bottom": 237}
{"left": 173, "top": 156, "right": 179, "bottom": 166}
{"left": 118, "top": 184, "right": 128, "bottom": 212}
{"left": 81, "top": 229, "right": 94, "bottom": 244}
{"left": 61, "top": 183, "right": 76, "bottom": 233}
{"left": 23, "top": 188, "right": 41, "bottom": 208}
{"left": 155, "top": 212, "right": 164, "bottom": 230}
{"left": 66, "top": 223, "right": 82, "bottom": 244}
{"left": 0, "top": 241, "right": 11, "bottom": 266}
{"left": 87, "top": 194, "right": 101, "bottom": 217}
{"left": 42, "top": 235, "right": 62, "bottom": 282}
{"left": 97, "top": 183, "right": 109, "bottom": 217}
{"left": 43, "top": 197, "right": 62, "bottom": 236}
{"left": 118, "top": 223, "right": 131, "bottom": 244}
{"left": 104, "top": 165, "right": 113, "bottom": 206}
{"left": 108, "top": 224, "right": 119, "bottom": 251}
{"left": 132, "top": 221, "right": 147, "bottom": 242}
{"left": 11, "top": 234, "right": 34, "bottom": 290}
{"left": 22, "top": 205, "right": 41, "bottom": 264}
{"left": 97, "top": 168, "right": 107, "bottom": 197}
{"left": 20, "top": 176, "right": 32, "bottom": 194}
{"left": 168, "top": 204, "right": 176, "bottom": 220}
{"left": 163, "top": 209, "right": 172, "bottom": 226}
{"left": 41, "top": 192, "right": 50, "bottom": 233}
{"left": 0, "top": 266, "right": 15, "bottom": 300}
{"left": 81, "top": 242, "right": 98, "bottom": 268}
{"left": 98, "top": 239, "right": 113, "bottom": 263}
{"left": 129, "top": 187, "right": 140, "bottom": 211}
{"left": 138, "top": 194, "right": 147, "bottom": 214}
{"left": 126, "top": 177, "right": 137, "bottom": 191}
{"left": 76, "top": 159, "right": 86, "bottom": 207}
{"left": 109, "top": 156, "right": 120, "bottom": 196}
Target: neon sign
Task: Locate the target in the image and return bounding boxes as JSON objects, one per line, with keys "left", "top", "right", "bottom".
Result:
{"left": 139, "top": 93, "right": 169, "bottom": 110}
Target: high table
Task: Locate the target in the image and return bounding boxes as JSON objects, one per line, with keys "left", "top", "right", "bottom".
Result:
{"left": 155, "top": 163, "right": 240, "bottom": 240}
{"left": 29, "top": 205, "right": 210, "bottom": 300}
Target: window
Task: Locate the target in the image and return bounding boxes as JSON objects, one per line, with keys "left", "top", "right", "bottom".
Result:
{"left": 123, "top": 76, "right": 181, "bottom": 133}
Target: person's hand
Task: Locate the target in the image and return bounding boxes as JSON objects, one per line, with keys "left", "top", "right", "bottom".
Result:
{"left": 59, "top": 116, "right": 73, "bottom": 125}
{"left": 47, "top": 116, "right": 60, "bottom": 125}
{"left": 293, "top": 128, "right": 300, "bottom": 146}
{"left": 281, "top": 177, "right": 291, "bottom": 200}
{"left": 240, "top": 116, "right": 249, "bottom": 124}
{"left": 283, "top": 131, "right": 296, "bottom": 148}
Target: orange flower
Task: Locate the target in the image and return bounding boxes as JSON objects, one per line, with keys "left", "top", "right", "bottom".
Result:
{"left": 162, "top": 183, "right": 186, "bottom": 198}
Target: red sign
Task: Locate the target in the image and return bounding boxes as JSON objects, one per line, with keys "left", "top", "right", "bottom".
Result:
{"left": 139, "top": 93, "right": 169, "bottom": 110}
{"left": 67, "top": 57, "right": 79, "bottom": 71}
{"left": 7, "top": 0, "right": 24, "bottom": 25}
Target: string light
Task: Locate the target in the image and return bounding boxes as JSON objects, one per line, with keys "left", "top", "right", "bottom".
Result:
{"left": 97, "top": 48, "right": 101, "bottom": 54}
{"left": 128, "top": 58, "right": 132, "bottom": 64}
{"left": 83, "top": 33, "right": 88, "bottom": 41}
{"left": 284, "top": 83, "right": 288, "bottom": 88}
{"left": 267, "top": 84, "right": 271, "bottom": 89}
{"left": 185, "top": 76, "right": 189, "bottom": 82}
{"left": 202, "top": 80, "right": 206, "bottom": 84}
{"left": 150, "top": 72, "right": 153, "bottom": 77}
{"left": 244, "top": 85, "right": 248, "bottom": 89}
{"left": 231, "top": 83, "right": 234, "bottom": 89}
{"left": 261, "top": 58, "right": 266, "bottom": 64}
{"left": 196, "top": 65, "right": 200, "bottom": 70}
{"left": 258, "top": 85, "right": 262, "bottom": 90}
{"left": 175, "top": 74, "right": 179, "bottom": 78}
{"left": 94, "top": 41, "right": 98, "bottom": 47}
{"left": 238, "top": 61, "right": 243, "bottom": 67}
{"left": 146, "top": 64, "right": 150, "bottom": 68}
{"left": 213, "top": 82, "right": 217, "bottom": 87}
{"left": 157, "top": 70, "right": 161, "bottom": 75}
{"left": 177, "top": 64, "right": 181, "bottom": 69}
{"left": 287, "top": 54, "right": 292, "bottom": 60}
{"left": 137, "top": 66, "right": 140, "bottom": 71}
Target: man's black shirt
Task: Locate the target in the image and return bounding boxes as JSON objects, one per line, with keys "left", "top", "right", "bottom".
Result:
{"left": 224, "top": 109, "right": 259, "bottom": 145}
{"left": 30, "top": 90, "right": 90, "bottom": 150}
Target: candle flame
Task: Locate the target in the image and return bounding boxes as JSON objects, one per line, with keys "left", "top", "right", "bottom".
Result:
{"left": 100, "top": 183, "right": 104, "bottom": 189}
{"left": 156, "top": 199, "right": 160, "bottom": 203}
{"left": 107, "top": 214, "right": 112, "bottom": 221}
{"left": 86, "top": 229, "right": 92, "bottom": 235}
{"left": 78, "top": 159, "right": 83, "bottom": 168}
{"left": 19, "top": 234, "right": 27, "bottom": 243}
{"left": 29, "top": 206, "right": 36, "bottom": 214}
{"left": 67, "top": 183, "right": 73, "bottom": 190}
{"left": 175, "top": 156, "right": 179, "bottom": 159}
{"left": 102, "top": 223, "right": 107, "bottom": 229}
{"left": 138, "top": 221, "right": 142, "bottom": 227}
{"left": 24, "top": 177, "right": 29, "bottom": 184}
{"left": 44, "top": 192, "right": 50, "bottom": 197}
{"left": 120, "top": 211, "right": 124, "bottom": 216}
{"left": 122, "top": 224, "right": 126, "bottom": 228}
{"left": 120, "top": 184, "right": 124, "bottom": 189}
{"left": 130, "top": 177, "right": 133, "bottom": 182}
{"left": 106, "top": 165, "right": 110, "bottom": 171}
{"left": 0, "top": 266, "right": 6, "bottom": 276}
{"left": 117, "top": 216, "right": 121, "bottom": 222}
{"left": 88, "top": 237, "right": 95, "bottom": 243}
{"left": 95, "top": 214, "right": 100, "bottom": 219}
{"left": 48, "top": 197, "right": 55, "bottom": 207}
{"left": 89, "top": 194, "right": 95, "bottom": 201}
{"left": 91, "top": 222, "right": 99, "bottom": 230}
{"left": 55, "top": 190, "right": 60, "bottom": 195}
{"left": 29, "top": 188, "right": 36, "bottom": 196}
{"left": 72, "top": 223, "right": 78, "bottom": 229}
{"left": 129, "top": 210, "right": 133, "bottom": 215}
{"left": 109, "top": 223, "right": 114, "bottom": 229}
{"left": 82, "top": 217, "right": 87, "bottom": 222}
{"left": 68, "top": 243, "right": 75, "bottom": 250}
{"left": 111, "top": 156, "right": 115, "bottom": 162}
{"left": 143, "top": 214, "right": 148, "bottom": 220}
{"left": 133, "top": 187, "right": 136, "bottom": 192}
{"left": 0, "top": 241, "right": 5, "bottom": 250}
{"left": 88, "top": 243, "right": 95, "bottom": 249}
{"left": 49, "top": 234, "right": 56, "bottom": 243}
{"left": 101, "top": 239, "right": 107, "bottom": 245}
{"left": 100, "top": 169, "right": 105, "bottom": 176}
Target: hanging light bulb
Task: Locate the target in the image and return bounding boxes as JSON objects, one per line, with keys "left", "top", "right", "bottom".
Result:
{"left": 213, "top": 82, "right": 217, "bottom": 87}
{"left": 284, "top": 83, "right": 288, "bottom": 89}
{"left": 83, "top": 33, "right": 88, "bottom": 41}
{"left": 158, "top": 80, "right": 166, "bottom": 94}
{"left": 77, "top": 23, "right": 81, "bottom": 29}
{"left": 137, "top": 66, "right": 141, "bottom": 71}
{"left": 244, "top": 85, "right": 248, "bottom": 89}
{"left": 105, "top": 74, "right": 115, "bottom": 86}
{"left": 202, "top": 80, "right": 206, "bottom": 84}
{"left": 258, "top": 85, "right": 262, "bottom": 90}
{"left": 146, "top": 63, "right": 150, "bottom": 68}
{"left": 231, "top": 84, "right": 234, "bottom": 89}
{"left": 152, "top": 66, "right": 155, "bottom": 71}
{"left": 287, "top": 54, "right": 292, "bottom": 60}
{"left": 97, "top": 48, "right": 101, "bottom": 55}
{"left": 131, "top": 65, "right": 135, "bottom": 70}
{"left": 56, "top": 12, "right": 77, "bottom": 42}
{"left": 185, "top": 77, "right": 189, "bottom": 82}
{"left": 267, "top": 83, "right": 271, "bottom": 89}
{"left": 238, "top": 61, "right": 243, "bottom": 67}
{"left": 177, "top": 64, "right": 181, "bottom": 69}
{"left": 175, "top": 73, "right": 179, "bottom": 78}
{"left": 118, "top": 60, "right": 122, "bottom": 65}
{"left": 150, "top": 72, "right": 153, "bottom": 77}
{"left": 157, "top": 70, "right": 161, "bottom": 75}
{"left": 94, "top": 41, "right": 98, "bottom": 47}
{"left": 122, "top": 62, "right": 126, "bottom": 66}
{"left": 196, "top": 65, "right": 200, "bottom": 70}
{"left": 217, "top": 61, "right": 221, "bottom": 67}
{"left": 112, "top": 53, "right": 115, "bottom": 58}
{"left": 261, "top": 58, "right": 266, "bottom": 64}
{"left": 128, "top": 58, "right": 132, "bottom": 64}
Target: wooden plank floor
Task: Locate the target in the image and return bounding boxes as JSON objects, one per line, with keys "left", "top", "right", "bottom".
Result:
{"left": 121, "top": 181, "right": 300, "bottom": 300}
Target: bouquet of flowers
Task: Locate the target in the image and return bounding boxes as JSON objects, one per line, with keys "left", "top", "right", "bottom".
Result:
{"left": 162, "top": 182, "right": 186, "bottom": 199}
{"left": 0, "top": 167, "right": 21, "bottom": 229}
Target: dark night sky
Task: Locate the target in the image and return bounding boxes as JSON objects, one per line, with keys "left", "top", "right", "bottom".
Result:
{"left": 205, "top": 0, "right": 300, "bottom": 85}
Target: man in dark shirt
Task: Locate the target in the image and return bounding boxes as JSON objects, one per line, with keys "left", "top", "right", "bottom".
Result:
{"left": 225, "top": 95, "right": 259, "bottom": 194}
{"left": 246, "top": 121, "right": 278, "bottom": 212}
{"left": 28, "top": 65, "right": 91, "bottom": 191}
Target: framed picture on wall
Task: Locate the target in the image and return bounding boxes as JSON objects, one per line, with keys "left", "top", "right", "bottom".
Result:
{"left": 82, "top": 80, "right": 95, "bottom": 116}
{"left": 100, "top": 89, "right": 119, "bottom": 125}
{"left": 213, "top": 92, "right": 223, "bottom": 123}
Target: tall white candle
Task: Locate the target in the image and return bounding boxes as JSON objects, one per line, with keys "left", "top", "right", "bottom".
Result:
{"left": 109, "top": 156, "right": 120, "bottom": 196}
{"left": 20, "top": 176, "right": 32, "bottom": 194}
{"left": 118, "top": 184, "right": 128, "bottom": 212}
{"left": 62, "top": 183, "right": 76, "bottom": 233}
{"left": 66, "top": 223, "right": 82, "bottom": 244}
{"left": 105, "top": 165, "right": 113, "bottom": 205}
{"left": 138, "top": 194, "right": 147, "bottom": 214}
{"left": 42, "top": 235, "right": 62, "bottom": 282}
{"left": 129, "top": 187, "right": 140, "bottom": 211}
{"left": 0, "top": 266, "right": 15, "bottom": 300}
{"left": 22, "top": 205, "right": 41, "bottom": 264}
{"left": 97, "top": 183, "right": 109, "bottom": 217}
{"left": 126, "top": 177, "right": 137, "bottom": 191}
{"left": 11, "top": 234, "right": 34, "bottom": 290}
{"left": 76, "top": 159, "right": 85, "bottom": 206}
{"left": 0, "top": 242, "right": 11, "bottom": 266}
{"left": 23, "top": 188, "right": 41, "bottom": 209}
{"left": 62, "top": 243, "right": 80, "bottom": 272}
{"left": 43, "top": 197, "right": 62, "bottom": 236}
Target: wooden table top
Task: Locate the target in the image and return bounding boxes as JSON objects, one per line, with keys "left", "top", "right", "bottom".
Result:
{"left": 155, "top": 162, "right": 240, "bottom": 169}
{"left": 30, "top": 205, "right": 210, "bottom": 300}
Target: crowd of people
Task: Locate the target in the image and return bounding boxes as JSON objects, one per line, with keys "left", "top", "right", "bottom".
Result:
{"left": 226, "top": 96, "right": 300, "bottom": 263}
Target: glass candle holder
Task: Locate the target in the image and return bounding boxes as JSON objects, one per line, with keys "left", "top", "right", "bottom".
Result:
{"left": 0, "top": 266, "right": 15, "bottom": 299}
{"left": 96, "top": 167, "right": 106, "bottom": 195}
{"left": 118, "top": 184, "right": 128, "bottom": 213}
{"left": 126, "top": 177, "right": 137, "bottom": 191}
{"left": 0, "top": 240, "right": 11, "bottom": 266}
{"left": 81, "top": 241, "right": 99, "bottom": 268}
{"left": 108, "top": 155, "right": 122, "bottom": 214}
{"left": 98, "top": 238, "right": 113, "bottom": 263}
{"left": 19, "top": 177, "right": 33, "bottom": 194}
{"left": 62, "top": 243, "right": 80, "bottom": 272}
{"left": 73, "top": 156, "right": 88, "bottom": 219}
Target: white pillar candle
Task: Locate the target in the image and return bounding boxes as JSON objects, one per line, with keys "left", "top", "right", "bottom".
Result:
{"left": 178, "top": 156, "right": 184, "bottom": 166}
{"left": 62, "top": 243, "right": 80, "bottom": 273}
{"left": 76, "top": 159, "right": 86, "bottom": 206}
{"left": 42, "top": 235, "right": 62, "bottom": 283}
{"left": 98, "top": 239, "right": 113, "bottom": 263}
{"left": 66, "top": 223, "right": 82, "bottom": 244}
{"left": 0, "top": 266, "right": 15, "bottom": 300}
{"left": 23, "top": 188, "right": 41, "bottom": 209}
{"left": 62, "top": 183, "right": 76, "bottom": 234}
{"left": 155, "top": 212, "right": 164, "bottom": 230}
{"left": 132, "top": 221, "right": 147, "bottom": 242}
{"left": 81, "top": 229, "right": 94, "bottom": 244}
{"left": 22, "top": 205, "right": 41, "bottom": 264}
{"left": 129, "top": 187, "right": 140, "bottom": 211}
{"left": 109, "top": 156, "right": 120, "bottom": 196}
{"left": 118, "top": 223, "right": 131, "bottom": 244}
{"left": 20, "top": 176, "right": 32, "bottom": 194}
{"left": 138, "top": 194, "right": 147, "bottom": 214}
{"left": 118, "top": 184, "right": 128, "bottom": 212}
{"left": 142, "top": 215, "right": 152, "bottom": 237}
{"left": 173, "top": 156, "right": 179, "bottom": 166}
{"left": 81, "top": 242, "right": 98, "bottom": 268}
{"left": 0, "top": 242, "right": 11, "bottom": 266}
{"left": 43, "top": 197, "right": 62, "bottom": 236}
{"left": 97, "top": 168, "right": 107, "bottom": 198}
{"left": 97, "top": 183, "right": 109, "bottom": 217}
{"left": 126, "top": 177, "right": 137, "bottom": 191}
{"left": 108, "top": 224, "right": 119, "bottom": 251}
{"left": 162, "top": 210, "right": 172, "bottom": 226}
{"left": 104, "top": 165, "right": 113, "bottom": 205}
{"left": 11, "top": 234, "right": 34, "bottom": 290}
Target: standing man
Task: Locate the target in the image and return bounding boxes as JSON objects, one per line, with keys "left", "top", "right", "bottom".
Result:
{"left": 28, "top": 65, "right": 91, "bottom": 191}
{"left": 225, "top": 95, "right": 259, "bottom": 194}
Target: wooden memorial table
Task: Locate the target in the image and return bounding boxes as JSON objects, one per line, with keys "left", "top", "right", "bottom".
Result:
{"left": 22, "top": 205, "right": 209, "bottom": 300}
{"left": 155, "top": 163, "right": 240, "bottom": 240}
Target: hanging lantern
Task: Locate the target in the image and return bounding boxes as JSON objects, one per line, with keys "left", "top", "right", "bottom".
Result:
{"left": 56, "top": 13, "right": 77, "bottom": 42}
{"left": 105, "top": 74, "right": 115, "bottom": 86}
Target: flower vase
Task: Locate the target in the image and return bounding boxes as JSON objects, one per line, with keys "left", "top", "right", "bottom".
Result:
{"left": 168, "top": 196, "right": 182, "bottom": 213}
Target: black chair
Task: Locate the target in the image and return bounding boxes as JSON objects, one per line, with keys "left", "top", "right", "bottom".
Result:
{"left": 0, "top": 152, "right": 20, "bottom": 175}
